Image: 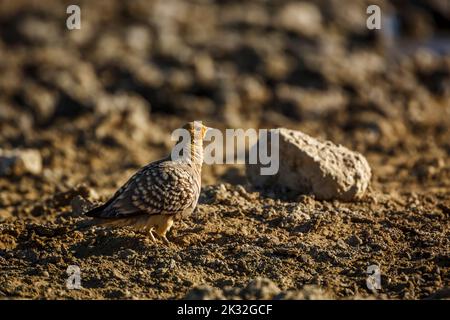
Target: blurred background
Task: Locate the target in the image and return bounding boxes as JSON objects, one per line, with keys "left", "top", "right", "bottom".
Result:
{"left": 0, "top": 0, "right": 449, "bottom": 217}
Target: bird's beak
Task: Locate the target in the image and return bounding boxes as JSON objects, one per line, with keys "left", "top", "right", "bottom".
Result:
{"left": 201, "top": 125, "right": 212, "bottom": 138}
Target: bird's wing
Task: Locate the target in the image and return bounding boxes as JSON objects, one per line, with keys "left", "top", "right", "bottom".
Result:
{"left": 92, "top": 161, "right": 199, "bottom": 219}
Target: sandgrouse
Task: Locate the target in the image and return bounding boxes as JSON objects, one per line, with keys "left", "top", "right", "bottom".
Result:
{"left": 85, "top": 121, "right": 209, "bottom": 244}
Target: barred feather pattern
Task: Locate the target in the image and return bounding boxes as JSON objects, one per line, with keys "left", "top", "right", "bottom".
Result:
{"left": 94, "top": 159, "right": 201, "bottom": 219}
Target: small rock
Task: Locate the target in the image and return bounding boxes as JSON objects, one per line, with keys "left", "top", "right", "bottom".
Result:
{"left": 194, "top": 53, "right": 215, "bottom": 84}
{"left": 275, "top": 285, "right": 333, "bottom": 300}
{"left": 0, "top": 149, "right": 42, "bottom": 176}
{"left": 276, "top": 85, "right": 348, "bottom": 120}
{"left": 18, "top": 17, "right": 59, "bottom": 44}
{"left": 241, "top": 277, "right": 281, "bottom": 299}
{"left": 184, "top": 285, "right": 225, "bottom": 300}
{"left": 73, "top": 183, "right": 99, "bottom": 200}
{"left": 0, "top": 233, "right": 16, "bottom": 250}
{"left": 347, "top": 235, "right": 363, "bottom": 247}
{"left": 118, "top": 249, "right": 137, "bottom": 260}
{"left": 70, "top": 195, "right": 93, "bottom": 216}
{"left": 23, "top": 81, "right": 57, "bottom": 124}
{"left": 125, "top": 25, "right": 152, "bottom": 55}
{"left": 95, "top": 92, "right": 151, "bottom": 144}
{"left": 275, "top": 2, "right": 323, "bottom": 37}
{"left": 0, "top": 209, "right": 12, "bottom": 222}
{"left": 246, "top": 128, "right": 371, "bottom": 201}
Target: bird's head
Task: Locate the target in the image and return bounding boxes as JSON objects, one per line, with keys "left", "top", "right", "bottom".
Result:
{"left": 172, "top": 121, "right": 211, "bottom": 165}
{"left": 181, "top": 121, "right": 210, "bottom": 141}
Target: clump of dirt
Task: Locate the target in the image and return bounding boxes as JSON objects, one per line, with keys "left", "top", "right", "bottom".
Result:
{"left": 0, "top": 0, "right": 449, "bottom": 299}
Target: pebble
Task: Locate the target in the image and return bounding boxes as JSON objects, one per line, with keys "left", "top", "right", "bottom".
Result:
{"left": 0, "top": 148, "right": 42, "bottom": 176}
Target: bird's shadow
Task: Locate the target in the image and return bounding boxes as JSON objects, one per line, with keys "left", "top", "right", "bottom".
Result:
{"left": 69, "top": 231, "right": 150, "bottom": 258}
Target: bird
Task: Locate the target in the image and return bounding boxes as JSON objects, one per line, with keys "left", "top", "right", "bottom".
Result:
{"left": 85, "top": 121, "right": 209, "bottom": 245}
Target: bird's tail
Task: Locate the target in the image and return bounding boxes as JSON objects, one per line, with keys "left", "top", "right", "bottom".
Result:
{"left": 68, "top": 202, "right": 110, "bottom": 231}
{"left": 72, "top": 209, "right": 125, "bottom": 232}
{"left": 84, "top": 202, "right": 109, "bottom": 218}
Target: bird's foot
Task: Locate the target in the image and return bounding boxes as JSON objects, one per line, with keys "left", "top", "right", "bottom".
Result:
{"left": 161, "top": 235, "right": 170, "bottom": 246}
{"left": 147, "top": 228, "right": 169, "bottom": 245}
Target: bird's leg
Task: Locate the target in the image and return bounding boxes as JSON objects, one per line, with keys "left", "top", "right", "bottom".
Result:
{"left": 148, "top": 227, "right": 157, "bottom": 242}
{"left": 153, "top": 219, "right": 172, "bottom": 245}
{"left": 154, "top": 230, "right": 170, "bottom": 245}
{"left": 161, "top": 235, "right": 170, "bottom": 245}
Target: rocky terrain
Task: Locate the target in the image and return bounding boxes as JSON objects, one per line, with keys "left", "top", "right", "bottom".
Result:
{"left": 0, "top": 0, "right": 449, "bottom": 299}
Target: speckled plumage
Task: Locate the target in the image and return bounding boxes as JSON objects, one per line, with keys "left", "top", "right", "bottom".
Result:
{"left": 85, "top": 121, "right": 208, "bottom": 244}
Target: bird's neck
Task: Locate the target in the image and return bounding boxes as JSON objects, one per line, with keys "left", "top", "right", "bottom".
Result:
{"left": 171, "top": 138, "right": 204, "bottom": 169}
{"left": 189, "top": 141, "right": 204, "bottom": 168}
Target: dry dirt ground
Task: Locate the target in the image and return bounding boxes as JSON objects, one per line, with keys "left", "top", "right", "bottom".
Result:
{"left": 0, "top": 0, "right": 449, "bottom": 299}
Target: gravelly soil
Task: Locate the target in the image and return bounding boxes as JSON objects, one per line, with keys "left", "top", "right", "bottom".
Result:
{"left": 0, "top": 183, "right": 449, "bottom": 299}
{"left": 0, "top": 0, "right": 449, "bottom": 299}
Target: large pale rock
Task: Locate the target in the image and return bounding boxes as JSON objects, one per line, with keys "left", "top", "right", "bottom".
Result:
{"left": 0, "top": 149, "right": 42, "bottom": 176}
{"left": 246, "top": 128, "right": 371, "bottom": 201}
